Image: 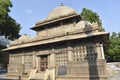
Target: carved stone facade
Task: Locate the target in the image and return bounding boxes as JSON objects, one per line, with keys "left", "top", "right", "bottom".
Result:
{"left": 3, "top": 5, "right": 109, "bottom": 80}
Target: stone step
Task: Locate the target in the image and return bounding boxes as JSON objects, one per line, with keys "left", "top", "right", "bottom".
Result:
{"left": 30, "top": 73, "right": 44, "bottom": 80}
{"left": 30, "top": 79, "right": 44, "bottom": 80}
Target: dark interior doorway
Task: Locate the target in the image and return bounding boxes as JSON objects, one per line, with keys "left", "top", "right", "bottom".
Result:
{"left": 40, "top": 55, "right": 48, "bottom": 71}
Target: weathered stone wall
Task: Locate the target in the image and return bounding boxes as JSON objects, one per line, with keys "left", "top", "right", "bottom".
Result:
{"left": 37, "top": 23, "right": 74, "bottom": 39}
{"left": 8, "top": 55, "right": 22, "bottom": 75}
{"left": 54, "top": 43, "right": 108, "bottom": 80}
{"left": 54, "top": 43, "right": 103, "bottom": 68}
{"left": 7, "top": 38, "right": 107, "bottom": 79}
{"left": 24, "top": 55, "right": 33, "bottom": 73}
{"left": 8, "top": 52, "right": 34, "bottom": 75}
{"left": 55, "top": 60, "right": 108, "bottom": 80}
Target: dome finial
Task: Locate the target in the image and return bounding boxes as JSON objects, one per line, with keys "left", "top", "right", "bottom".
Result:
{"left": 60, "top": 3, "right": 64, "bottom": 6}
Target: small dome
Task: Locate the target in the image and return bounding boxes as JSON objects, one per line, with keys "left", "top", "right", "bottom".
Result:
{"left": 10, "top": 34, "right": 31, "bottom": 46}
{"left": 75, "top": 21, "right": 92, "bottom": 29}
{"left": 18, "top": 34, "right": 30, "bottom": 40}
{"left": 46, "top": 5, "right": 77, "bottom": 20}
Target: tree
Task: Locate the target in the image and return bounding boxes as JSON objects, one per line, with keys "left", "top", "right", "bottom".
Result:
{"left": 0, "top": 0, "right": 21, "bottom": 67}
{"left": 106, "top": 32, "right": 120, "bottom": 62}
{"left": 0, "top": 0, "right": 21, "bottom": 40}
{"left": 80, "top": 8, "right": 104, "bottom": 31}
{"left": 0, "top": 36, "right": 9, "bottom": 47}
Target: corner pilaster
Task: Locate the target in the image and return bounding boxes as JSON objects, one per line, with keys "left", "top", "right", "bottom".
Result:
{"left": 32, "top": 52, "right": 36, "bottom": 69}
{"left": 96, "top": 43, "right": 104, "bottom": 59}
{"left": 67, "top": 43, "right": 73, "bottom": 62}
{"left": 49, "top": 49, "right": 55, "bottom": 69}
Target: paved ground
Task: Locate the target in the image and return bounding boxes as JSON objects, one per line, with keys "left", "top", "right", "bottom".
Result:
{"left": 108, "top": 73, "right": 120, "bottom": 80}
{"left": 0, "top": 72, "right": 120, "bottom": 80}
{"left": 0, "top": 73, "right": 17, "bottom": 80}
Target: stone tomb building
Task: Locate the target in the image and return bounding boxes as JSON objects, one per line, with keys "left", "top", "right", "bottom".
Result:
{"left": 3, "top": 5, "right": 109, "bottom": 80}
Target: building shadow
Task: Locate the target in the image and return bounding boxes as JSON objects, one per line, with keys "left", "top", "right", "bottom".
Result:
{"left": 84, "top": 24, "right": 100, "bottom": 80}
{"left": 86, "top": 49, "right": 99, "bottom": 80}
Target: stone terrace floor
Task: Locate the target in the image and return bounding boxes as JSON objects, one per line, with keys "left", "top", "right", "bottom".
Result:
{"left": 1, "top": 73, "right": 120, "bottom": 80}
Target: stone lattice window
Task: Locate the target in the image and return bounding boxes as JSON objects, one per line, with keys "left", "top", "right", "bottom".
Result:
{"left": 73, "top": 44, "right": 97, "bottom": 62}
{"left": 73, "top": 45, "right": 86, "bottom": 62}
{"left": 55, "top": 48, "right": 68, "bottom": 66}
{"left": 86, "top": 45, "right": 97, "bottom": 61}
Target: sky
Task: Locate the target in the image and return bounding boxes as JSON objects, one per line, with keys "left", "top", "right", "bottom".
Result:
{"left": 9, "top": 0, "right": 120, "bottom": 36}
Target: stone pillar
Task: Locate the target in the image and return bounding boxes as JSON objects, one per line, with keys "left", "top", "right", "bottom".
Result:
{"left": 9, "top": 54, "right": 12, "bottom": 64}
{"left": 49, "top": 54, "right": 55, "bottom": 69}
{"left": 48, "top": 54, "right": 50, "bottom": 69}
{"left": 33, "top": 54, "right": 36, "bottom": 69}
{"left": 96, "top": 43, "right": 103, "bottom": 59}
{"left": 8, "top": 54, "right": 12, "bottom": 73}
{"left": 22, "top": 54, "right": 25, "bottom": 73}
{"left": 22, "top": 55, "right": 25, "bottom": 64}
{"left": 36, "top": 56, "right": 39, "bottom": 70}
{"left": 49, "top": 49, "right": 55, "bottom": 69}
{"left": 100, "top": 44, "right": 105, "bottom": 59}
{"left": 38, "top": 56, "right": 40, "bottom": 72}
{"left": 68, "top": 44, "right": 73, "bottom": 61}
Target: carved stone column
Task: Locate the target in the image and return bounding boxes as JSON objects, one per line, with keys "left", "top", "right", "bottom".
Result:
{"left": 8, "top": 54, "right": 12, "bottom": 73}
{"left": 67, "top": 44, "right": 73, "bottom": 61}
{"left": 48, "top": 54, "right": 50, "bottom": 69}
{"left": 38, "top": 56, "right": 40, "bottom": 72}
{"left": 100, "top": 44, "right": 105, "bottom": 59}
{"left": 9, "top": 54, "right": 12, "bottom": 64}
{"left": 49, "top": 49, "right": 55, "bottom": 69}
{"left": 36, "top": 56, "right": 39, "bottom": 70}
{"left": 21, "top": 54, "right": 25, "bottom": 73}
{"left": 96, "top": 43, "right": 103, "bottom": 59}
{"left": 32, "top": 52, "right": 36, "bottom": 69}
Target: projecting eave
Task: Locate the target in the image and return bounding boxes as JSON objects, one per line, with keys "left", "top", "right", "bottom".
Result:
{"left": 2, "top": 32, "right": 109, "bottom": 51}
{"left": 31, "top": 14, "right": 81, "bottom": 31}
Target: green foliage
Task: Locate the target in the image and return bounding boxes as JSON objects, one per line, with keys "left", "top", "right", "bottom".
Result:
{"left": 0, "top": 0, "right": 21, "bottom": 64}
{"left": 0, "top": 0, "right": 21, "bottom": 40}
{"left": 106, "top": 32, "right": 120, "bottom": 62}
{"left": 0, "top": 0, "right": 12, "bottom": 16}
{"left": 80, "top": 8, "right": 104, "bottom": 31}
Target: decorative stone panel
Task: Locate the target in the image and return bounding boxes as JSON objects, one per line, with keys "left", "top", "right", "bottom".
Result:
{"left": 72, "top": 43, "right": 97, "bottom": 62}
{"left": 24, "top": 55, "right": 33, "bottom": 73}
{"left": 55, "top": 48, "right": 68, "bottom": 66}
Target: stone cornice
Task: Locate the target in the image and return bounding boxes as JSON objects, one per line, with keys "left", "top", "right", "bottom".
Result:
{"left": 31, "top": 14, "right": 80, "bottom": 30}
{"left": 10, "top": 26, "right": 100, "bottom": 47}
{"left": 2, "top": 31, "right": 109, "bottom": 51}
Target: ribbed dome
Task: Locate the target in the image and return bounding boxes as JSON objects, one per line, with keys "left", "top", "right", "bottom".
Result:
{"left": 10, "top": 34, "right": 31, "bottom": 46}
{"left": 75, "top": 21, "right": 92, "bottom": 29}
{"left": 46, "top": 5, "right": 77, "bottom": 20}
